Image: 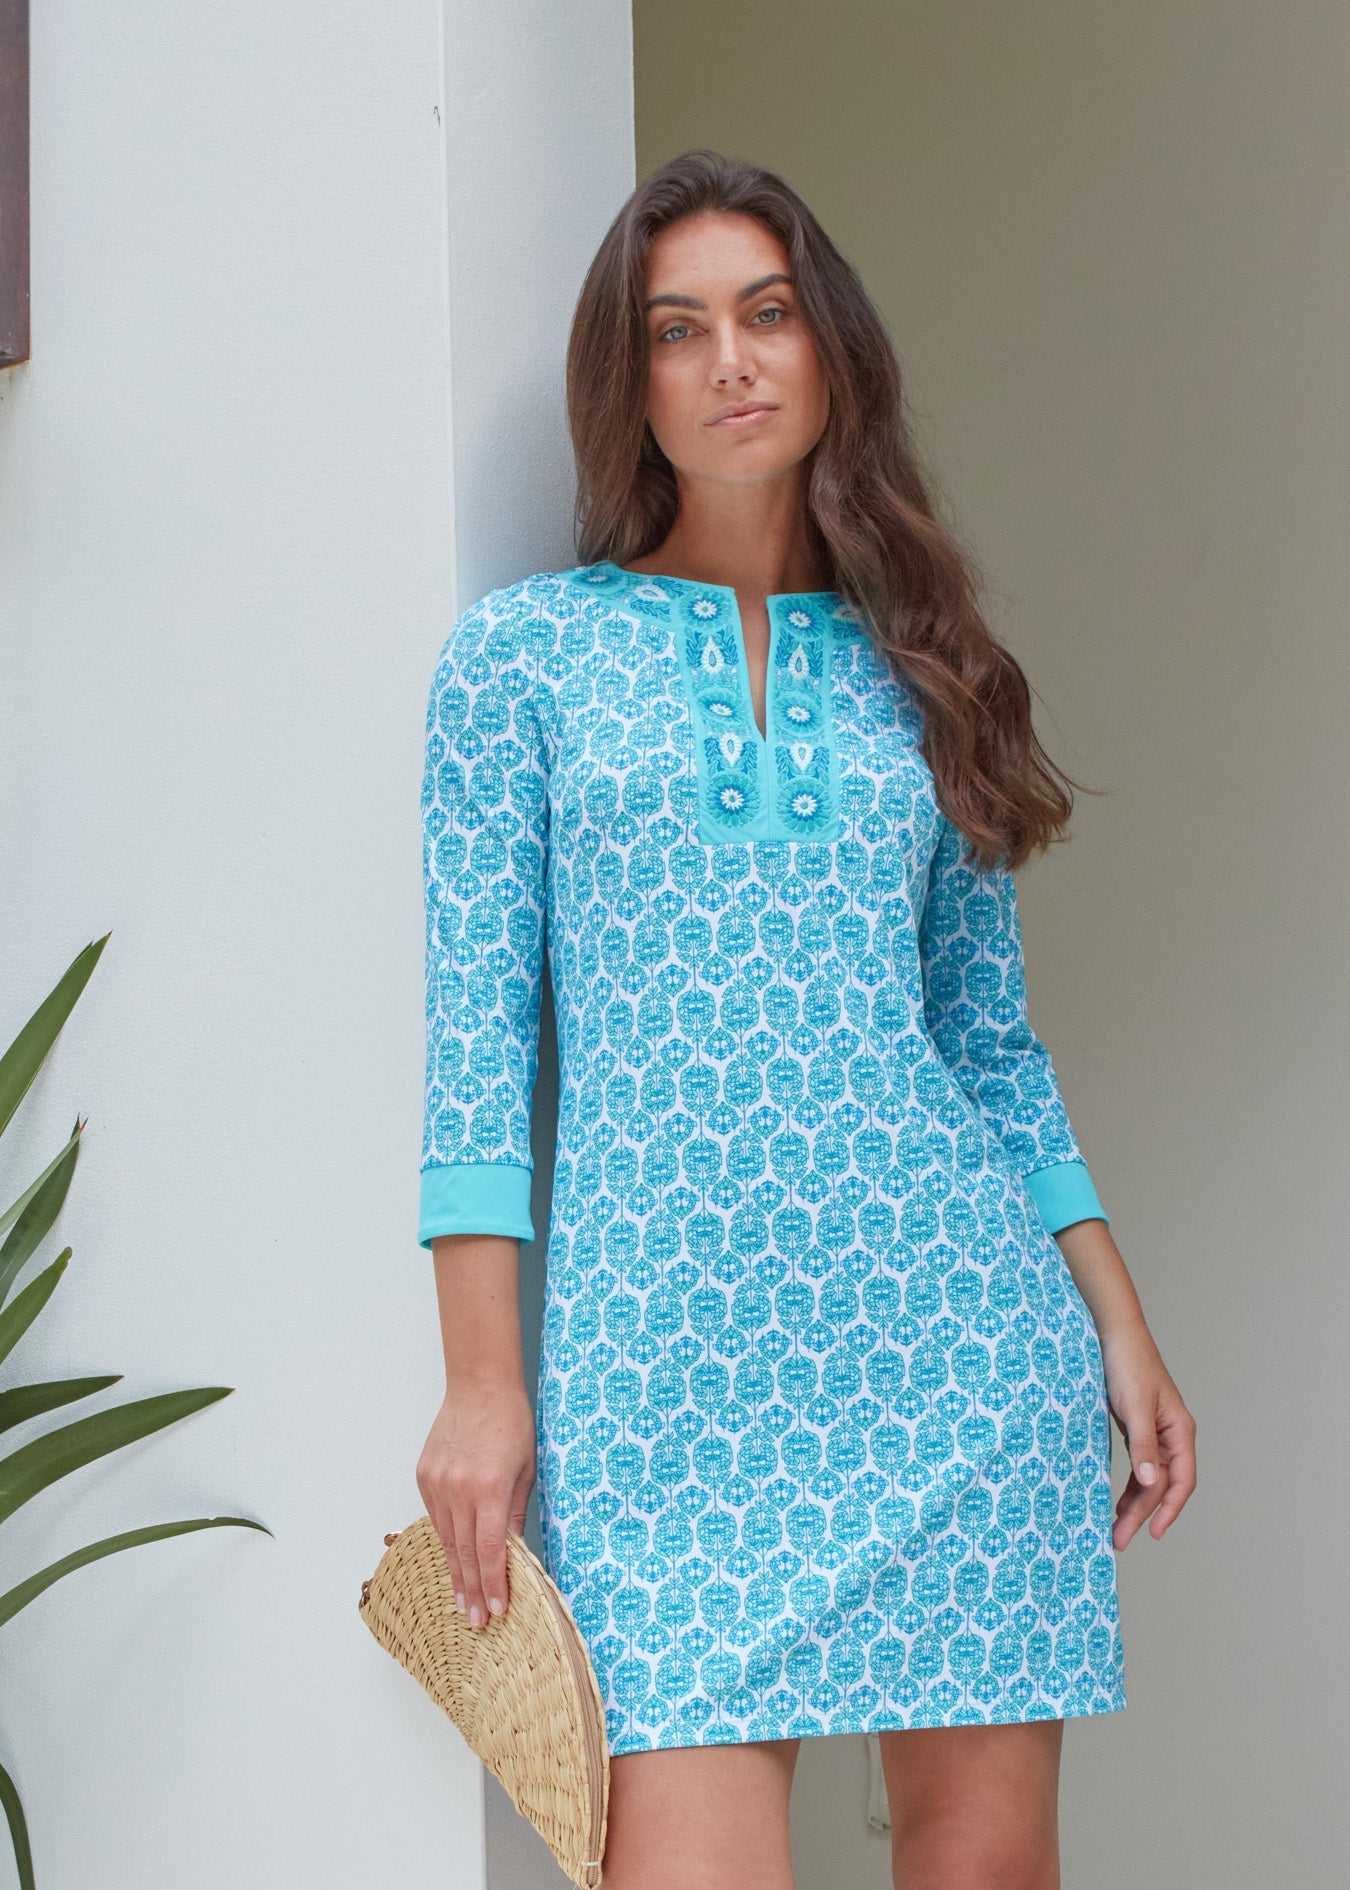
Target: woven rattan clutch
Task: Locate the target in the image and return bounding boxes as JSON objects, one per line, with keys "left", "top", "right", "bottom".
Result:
{"left": 359, "top": 1516, "right": 609, "bottom": 1888}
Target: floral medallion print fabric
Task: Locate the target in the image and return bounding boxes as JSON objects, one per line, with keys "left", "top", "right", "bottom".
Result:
{"left": 419, "top": 562, "right": 1126, "bottom": 1752}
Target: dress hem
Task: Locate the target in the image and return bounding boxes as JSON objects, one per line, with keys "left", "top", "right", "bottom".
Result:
{"left": 605, "top": 1691, "right": 1127, "bottom": 1756}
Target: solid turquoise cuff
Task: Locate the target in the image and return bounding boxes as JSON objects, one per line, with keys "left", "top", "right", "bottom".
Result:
{"left": 1023, "top": 1158, "right": 1108, "bottom": 1234}
{"left": 418, "top": 1161, "right": 536, "bottom": 1249}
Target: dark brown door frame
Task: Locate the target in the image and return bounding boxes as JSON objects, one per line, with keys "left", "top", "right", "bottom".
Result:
{"left": 0, "top": 0, "right": 29, "bottom": 367}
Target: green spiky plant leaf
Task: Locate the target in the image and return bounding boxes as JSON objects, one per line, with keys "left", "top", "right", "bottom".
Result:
{"left": 0, "top": 1125, "right": 82, "bottom": 1309}
{"left": 0, "top": 1378, "right": 124, "bottom": 1438}
{"left": 0, "top": 1125, "right": 83, "bottom": 1253}
{"left": 0, "top": 937, "right": 271, "bottom": 1886}
{"left": 0, "top": 938, "right": 106, "bottom": 1140}
{"left": 0, "top": 1516, "right": 272, "bottom": 1631}
{"left": 0, "top": 1759, "right": 33, "bottom": 1890}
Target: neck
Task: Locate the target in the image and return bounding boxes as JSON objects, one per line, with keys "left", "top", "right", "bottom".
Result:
{"left": 626, "top": 483, "right": 829, "bottom": 597}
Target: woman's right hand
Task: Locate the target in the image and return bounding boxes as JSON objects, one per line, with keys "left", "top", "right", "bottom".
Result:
{"left": 417, "top": 1376, "right": 537, "bottom": 1628}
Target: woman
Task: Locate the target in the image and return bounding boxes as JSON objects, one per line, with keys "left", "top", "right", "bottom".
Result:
{"left": 415, "top": 150, "right": 1195, "bottom": 1890}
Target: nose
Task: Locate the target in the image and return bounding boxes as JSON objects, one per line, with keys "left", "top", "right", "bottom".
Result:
{"left": 708, "top": 317, "right": 757, "bottom": 386}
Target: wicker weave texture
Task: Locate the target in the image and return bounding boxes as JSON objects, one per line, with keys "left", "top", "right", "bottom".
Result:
{"left": 360, "top": 1517, "right": 609, "bottom": 1887}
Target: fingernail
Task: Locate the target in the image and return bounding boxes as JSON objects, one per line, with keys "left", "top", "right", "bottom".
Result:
{"left": 1138, "top": 1462, "right": 1157, "bottom": 1484}
{"left": 468, "top": 1604, "right": 483, "bottom": 1627}
{"left": 454, "top": 1591, "right": 466, "bottom": 1612}
{"left": 487, "top": 1595, "right": 504, "bottom": 1615}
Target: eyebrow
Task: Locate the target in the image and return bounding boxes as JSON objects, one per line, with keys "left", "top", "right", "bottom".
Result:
{"left": 643, "top": 271, "right": 794, "bottom": 313}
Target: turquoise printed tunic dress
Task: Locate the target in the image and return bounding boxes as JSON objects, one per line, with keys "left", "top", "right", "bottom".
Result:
{"left": 418, "top": 559, "right": 1127, "bottom": 1753}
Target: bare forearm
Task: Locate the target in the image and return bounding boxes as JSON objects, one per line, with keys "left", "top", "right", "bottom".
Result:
{"left": 1053, "top": 1213, "right": 1197, "bottom": 1543}
{"left": 1052, "top": 1215, "right": 1152, "bottom": 1350}
{"left": 430, "top": 1233, "right": 528, "bottom": 1390}
{"left": 422, "top": 1234, "right": 535, "bottom": 1628}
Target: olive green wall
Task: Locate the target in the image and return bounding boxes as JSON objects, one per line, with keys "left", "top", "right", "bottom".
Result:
{"left": 633, "top": 5, "right": 1350, "bottom": 1885}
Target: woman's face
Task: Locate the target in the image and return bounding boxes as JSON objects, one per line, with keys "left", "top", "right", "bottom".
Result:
{"left": 640, "top": 210, "right": 830, "bottom": 487}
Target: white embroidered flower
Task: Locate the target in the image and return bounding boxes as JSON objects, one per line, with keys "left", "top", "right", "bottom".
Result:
{"left": 692, "top": 596, "right": 719, "bottom": 618}
{"left": 788, "top": 608, "right": 812, "bottom": 628}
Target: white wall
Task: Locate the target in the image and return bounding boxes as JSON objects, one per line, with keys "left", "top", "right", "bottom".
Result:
{"left": 0, "top": 4, "right": 631, "bottom": 1886}
{"left": 438, "top": 6, "right": 636, "bottom": 1884}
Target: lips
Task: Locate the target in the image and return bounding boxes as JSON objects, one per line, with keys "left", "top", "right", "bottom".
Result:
{"left": 709, "top": 403, "right": 778, "bottom": 425}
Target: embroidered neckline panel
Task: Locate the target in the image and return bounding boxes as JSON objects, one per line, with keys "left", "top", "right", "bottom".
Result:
{"left": 563, "top": 560, "right": 864, "bottom": 844}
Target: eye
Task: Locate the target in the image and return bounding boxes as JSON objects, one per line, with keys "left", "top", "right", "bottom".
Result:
{"left": 753, "top": 304, "right": 788, "bottom": 326}
{"left": 656, "top": 321, "right": 692, "bottom": 343}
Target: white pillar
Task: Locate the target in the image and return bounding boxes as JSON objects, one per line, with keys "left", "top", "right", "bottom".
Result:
{"left": 0, "top": 3, "right": 632, "bottom": 1884}
{"left": 441, "top": 7, "right": 635, "bottom": 1884}
{"left": 443, "top": 0, "right": 636, "bottom": 602}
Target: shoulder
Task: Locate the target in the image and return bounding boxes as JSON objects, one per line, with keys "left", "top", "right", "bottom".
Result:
{"left": 832, "top": 606, "right": 929, "bottom": 734}
{"left": 427, "top": 570, "right": 582, "bottom": 693}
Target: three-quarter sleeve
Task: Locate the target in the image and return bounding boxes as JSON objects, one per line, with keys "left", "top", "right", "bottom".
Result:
{"left": 917, "top": 813, "right": 1107, "bottom": 1234}
{"left": 418, "top": 592, "right": 551, "bottom": 1250}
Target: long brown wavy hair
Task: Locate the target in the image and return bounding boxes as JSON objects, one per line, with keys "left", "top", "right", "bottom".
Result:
{"left": 565, "top": 149, "right": 1092, "bottom": 872}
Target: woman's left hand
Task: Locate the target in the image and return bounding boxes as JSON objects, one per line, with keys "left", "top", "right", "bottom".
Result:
{"left": 1099, "top": 1322, "right": 1198, "bottom": 1546}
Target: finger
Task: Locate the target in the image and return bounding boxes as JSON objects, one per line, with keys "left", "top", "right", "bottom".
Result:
{"left": 493, "top": 1466, "right": 534, "bottom": 1619}
{"left": 1148, "top": 1409, "right": 1198, "bottom": 1537}
{"left": 507, "top": 1467, "right": 531, "bottom": 1541}
{"left": 1125, "top": 1408, "right": 1163, "bottom": 1497}
{"left": 1111, "top": 1474, "right": 1157, "bottom": 1549}
{"left": 1115, "top": 1450, "right": 1169, "bottom": 1511}
{"left": 1112, "top": 1408, "right": 1171, "bottom": 1547}
{"left": 477, "top": 1498, "right": 512, "bottom": 1622}
{"left": 425, "top": 1492, "right": 467, "bottom": 1612}
{"left": 455, "top": 1507, "right": 490, "bottom": 1628}
{"left": 1112, "top": 1471, "right": 1166, "bottom": 1548}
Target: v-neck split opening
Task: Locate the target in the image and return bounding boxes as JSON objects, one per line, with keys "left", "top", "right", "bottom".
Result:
{"left": 566, "top": 559, "right": 854, "bottom": 845}
{"left": 609, "top": 562, "right": 840, "bottom": 751}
